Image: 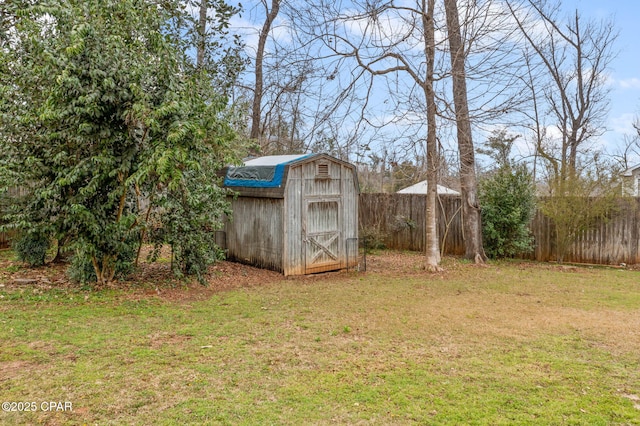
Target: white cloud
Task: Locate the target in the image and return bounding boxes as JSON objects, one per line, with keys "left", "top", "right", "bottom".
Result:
{"left": 610, "top": 112, "right": 637, "bottom": 135}
{"left": 230, "top": 14, "right": 260, "bottom": 53}
{"left": 618, "top": 78, "right": 640, "bottom": 90}
{"left": 229, "top": 10, "right": 292, "bottom": 56}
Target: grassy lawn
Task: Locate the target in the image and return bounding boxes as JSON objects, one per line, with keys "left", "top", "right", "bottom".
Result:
{"left": 1, "top": 251, "right": 640, "bottom": 425}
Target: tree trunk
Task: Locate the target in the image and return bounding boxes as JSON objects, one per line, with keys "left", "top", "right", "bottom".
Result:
{"left": 422, "top": 0, "right": 441, "bottom": 270}
{"left": 443, "top": 0, "right": 486, "bottom": 263}
{"left": 250, "top": 0, "right": 281, "bottom": 143}
{"left": 196, "top": 0, "right": 207, "bottom": 70}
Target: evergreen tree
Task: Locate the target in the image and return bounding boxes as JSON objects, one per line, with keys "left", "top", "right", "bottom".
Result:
{"left": 0, "top": 0, "right": 243, "bottom": 284}
{"left": 479, "top": 164, "right": 536, "bottom": 258}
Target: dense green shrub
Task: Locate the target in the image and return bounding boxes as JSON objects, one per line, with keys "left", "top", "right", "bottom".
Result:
{"left": 66, "top": 249, "right": 97, "bottom": 285}
{"left": 13, "top": 232, "right": 50, "bottom": 267}
{"left": 67, "top": 238, "right": 138, "bottom": 285}
{"left": 479, "top": 165, "right": 536, "bottom": 258}
{"left": 148, "top": 172, "right": 231, "bottom": 285}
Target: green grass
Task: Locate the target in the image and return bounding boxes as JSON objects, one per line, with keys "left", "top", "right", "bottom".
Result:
{"left": 1, "top": 257, "right": 639, "bottom": 425}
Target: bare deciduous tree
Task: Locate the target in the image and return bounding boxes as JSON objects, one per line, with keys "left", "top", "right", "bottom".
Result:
{"left": 243, "top": 0, "right": 357, "bottom": 156}
{"left": 444, "top": 0, "right": 486, "bottom": 262}
{"left": 251, "top": 0, "right": 281, "bottom": 143}
{"left": 423, "top": 0, "right": 441, "bottom": 269}
{"left": 507, "top": 0, "right": 620, "bottom": 263}
{"left": 287, "top": 0, "right": 532, "bottom": 266}
{"left": 303, "top": 0, "right": 445, "bottom": 269}
{"left": 507, "top": 0, "right": 618, "bottom": 180}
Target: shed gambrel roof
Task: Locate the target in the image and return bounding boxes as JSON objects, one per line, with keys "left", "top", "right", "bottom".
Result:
{"left": 222, "top": 153, "right": 359, "bottom": 198}
{"left": 223, "top": 154, "right": 312, "bottom": 188}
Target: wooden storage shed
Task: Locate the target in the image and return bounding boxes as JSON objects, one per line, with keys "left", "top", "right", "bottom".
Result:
{"left": 222, "top": 153, "right": 360, "bottom": 276}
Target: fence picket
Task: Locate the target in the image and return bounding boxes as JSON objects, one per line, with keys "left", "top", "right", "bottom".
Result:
{"left": 360, "top": 193, "right": 640, "bottom": 265}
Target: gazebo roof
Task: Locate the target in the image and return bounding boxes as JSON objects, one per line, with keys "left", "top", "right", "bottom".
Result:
{"left": 397, "top": 181, "right": 460, "bottom": 195}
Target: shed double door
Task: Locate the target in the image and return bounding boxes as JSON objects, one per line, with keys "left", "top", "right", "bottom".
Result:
{"left": 303, "top": 198, "right": 342, "bottom": 274}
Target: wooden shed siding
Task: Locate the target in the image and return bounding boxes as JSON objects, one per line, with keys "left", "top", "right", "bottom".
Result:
{"left": 225, "top": 186, "right": 285, "bottom": 199}
{"left": 341, "top": 164, "right": 359, "bottom": 269}
{"left": 303, "top": 199, "right": 343, "bottom": 274}
{"left": 301, "top": 161, "right": 342, "bottom": 197}
{"left": 224, "top": 154, "right": 360, "bottom": 276}
{"left": 287, "top": 159, "right": 346, "bottom": 275}
{"left": 225, "top": 197, "right": 285, "bottom": 272}
{"left": 284, "top": 158, "right": 360, "bottom": 275}
{"left": 284, "top": 165, "right": 305, "bottom": 275}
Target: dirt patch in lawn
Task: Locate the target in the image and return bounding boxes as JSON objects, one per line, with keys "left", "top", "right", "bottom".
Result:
{"left": 365, "top": 250, "right": 427, "bottom": 275}
{"left": 135, "top": 260, "right": 285, "bottom": 302}
{"left": 1, "top": 248, "right": 434, "bottom": 302}
{"left": 0, "top": 252, "right": 284, "bottom": 303}
{"left": 0, "top": 360, "right": 36, "bottom": 380}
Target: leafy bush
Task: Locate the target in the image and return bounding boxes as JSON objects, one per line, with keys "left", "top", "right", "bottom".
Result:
{"left": 479, "top": 164, "right": 536, "bottom": 258}
{"left": 66, "top": 250, "right": 98, "bottom": 285}
{"left": 538, "top": 170, "right": 620, "bottom": 263}
{"left": 13, "top": 232, "right": 50, "bottom": 267}
{"left": 359, "top": 226, "right": 387, "bottom": 251}
{"left": 67, "top": 238, "right": 138, "bottom": 285}
{"left": 149, "top": 173, "right": 231, "bottom": 285}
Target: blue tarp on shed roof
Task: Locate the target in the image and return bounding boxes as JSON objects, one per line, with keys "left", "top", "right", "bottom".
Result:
{"left": 223, "top": 154, "right": 313, "bottom": 188}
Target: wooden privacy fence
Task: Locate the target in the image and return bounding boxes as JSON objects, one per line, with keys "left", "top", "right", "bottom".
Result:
{"left": 528, "top": 197, "right": 640, "bottom": 264}
{"left": 359, "top": 194, "right": 465, "bottom": 256}
{"left": 0, "top": 230, "right": 11, "bottom": 249}
{"left": 359, "top": 193, "right": 640, "bottom": 265}
{"left": 2, "top": 190, "right": 639, "bottom": 265}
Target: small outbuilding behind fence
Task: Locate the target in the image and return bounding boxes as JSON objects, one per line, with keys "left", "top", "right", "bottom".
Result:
{"left": 221, "top": 153, "right": 360, "bottom": 276}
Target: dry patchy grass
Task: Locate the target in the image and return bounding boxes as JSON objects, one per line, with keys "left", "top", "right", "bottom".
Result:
{"left": 1, "top": 251, "right": 640, "bottom": 424}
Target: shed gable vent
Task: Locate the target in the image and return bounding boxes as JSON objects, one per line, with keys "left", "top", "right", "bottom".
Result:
{"left": 316, "top": 163, "right": 330, "bottom": 179}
